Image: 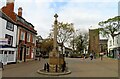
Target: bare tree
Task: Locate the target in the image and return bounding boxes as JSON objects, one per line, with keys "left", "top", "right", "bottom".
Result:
{"left": 49, "top": 22, "right": 74, "bottom": 53}
{"left": 70, "top": 29, "right": 89, "bottom": 54}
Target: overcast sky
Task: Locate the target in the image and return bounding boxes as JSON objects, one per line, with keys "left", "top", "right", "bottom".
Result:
{"left": 0, "top": 0, "right": 119, "bottom": 38}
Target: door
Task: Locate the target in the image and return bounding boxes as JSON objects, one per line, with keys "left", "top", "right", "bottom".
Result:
{"left": 20, "top": 47, "right": 23, "bottom": 61}
{"left": 3, "top": 51, "right": 8, "bottom": 65}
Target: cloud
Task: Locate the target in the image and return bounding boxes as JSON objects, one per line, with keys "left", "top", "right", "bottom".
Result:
{"left": 0, "top": 0, "right": 5, "bottom": 8}
{"left": 57, "top": 2, "right": 117, "bottom": 31}
{"left": 69, "top": 0, "right": 119, "bottom": 2}
{"left": 13, "top": 0, "right": 55, "bottom": 38}
{"left": 0, "top": 0, "right": 118, "bottom": 38}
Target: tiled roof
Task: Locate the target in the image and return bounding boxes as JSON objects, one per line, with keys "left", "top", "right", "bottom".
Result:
{"left": 1, "top": 6, "right": 37, "bottom": 35}
{"left": 17, "top": 16, "right": 34, "bottom": 28}
{"left": 0, "top": 10, "right": 16, "bottom": 24}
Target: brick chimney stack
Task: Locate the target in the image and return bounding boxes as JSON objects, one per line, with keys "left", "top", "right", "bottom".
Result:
{"left": 18, "top": 7, "right": 22, "bottom": 17}
{"left": 6, "top": 0, "right": 14, "bottom": 12}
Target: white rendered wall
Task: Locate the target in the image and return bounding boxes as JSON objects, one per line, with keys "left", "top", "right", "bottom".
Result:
{"left": 0, "top": 17, "right": 17, "bottom": 64}
{"left": 0, "top": 17, "right": 17, "bottom": 47}
{"left": 108, "top": 34, "right": 120, "bottom": 52}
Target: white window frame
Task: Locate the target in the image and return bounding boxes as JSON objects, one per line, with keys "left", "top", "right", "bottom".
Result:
{"left": 5, "top": 34, "right": 13, "bottom": 46}
{"left": 6, "top": 21, "right": 14, "bottom": 31}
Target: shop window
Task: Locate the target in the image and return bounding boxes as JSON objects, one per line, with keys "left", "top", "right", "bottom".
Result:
{"left": 4, "top": 51, "right": 7, "bottom": 54}
{"left": 6, "top": 21, "right": 14, "bottom": 31}
{"left": 9, "top": 51, "right": 11, "bottom": 54}
{"left": 12, "top": 51, "right": 14, "bottom": 54}
{"left": 5, "top": 34, "right": 13, "bottom": 46}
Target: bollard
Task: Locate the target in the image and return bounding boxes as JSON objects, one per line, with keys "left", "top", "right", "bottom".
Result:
{"left": 55, "top": 65, "right": 58, "bottom": 72}
{"left": 62, "top": 61, "right": 66, "bottom": 72}
{"left": 47, "top": 63, "right": 49, "bottom": 72}
{"left": 44, "top": 64, "right": 46, "bottom": 71}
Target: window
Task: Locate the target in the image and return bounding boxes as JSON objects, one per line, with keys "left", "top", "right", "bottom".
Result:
{"left": 117, "top": 39, "right": 118, "bottom": 44}
{"left": 109, "top": 40, "right": 112, "bottom": 47}
{"left": 26, "top": 47, "right": 30, "bottom": 55}
{"left": 5, "top": 34, "right": 13, "bottom": 46}
{"left": 6, "top": 21, "right": 14, "bottom": 31}
{"left": 32, "top": 35, "right": 35, "bottom": 43}
{"left": 20, "top": 31, "right": 25, "bottom": 40}
{"left": 27, "top": 33, "right": 30, "bottom": 42}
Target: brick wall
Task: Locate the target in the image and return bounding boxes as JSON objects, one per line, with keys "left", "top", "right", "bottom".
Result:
{"left": 89, "top": 29, "right": 100, "bottom": 54}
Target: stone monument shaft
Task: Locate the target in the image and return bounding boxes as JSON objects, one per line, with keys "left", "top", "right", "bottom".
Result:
{"left": 53, "top": 14, "right": 58, "bottom": 52}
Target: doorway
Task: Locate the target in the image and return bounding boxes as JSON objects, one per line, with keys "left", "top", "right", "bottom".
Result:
{"left": 3, "top": 51, "right": 8, "bottom": 65}
{"left": 20, "top": 47, "right": 23, "bottom": 61}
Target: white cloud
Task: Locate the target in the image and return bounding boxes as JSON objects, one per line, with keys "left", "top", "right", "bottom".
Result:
{"left": 58, "top": 2, "right": 117, "bottom": 32}
{"left": 13, "top": 0, "right": 55, "bottom": 38}
{"left": 0, "top": 0, "right": 118, "bottom": 38}
{"left": 69, "top": 0, "right": 119, "bottom": 2}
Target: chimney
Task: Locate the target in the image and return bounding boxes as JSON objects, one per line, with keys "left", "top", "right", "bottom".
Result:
{"left": 6, "top": 0, "right": 14, "bottom": 12}
{"left": 18, "top": 7, "right": 22, "bottom": 17}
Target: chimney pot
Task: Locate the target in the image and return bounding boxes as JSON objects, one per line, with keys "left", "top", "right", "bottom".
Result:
{"left": 6, "top": 0, "right": 14, "bottom": 12}
{"left": 18, "top": 7, "right": 22, "bottom": 17}
{"left": 7, "top": 0, "right": 14, "bottom": 5}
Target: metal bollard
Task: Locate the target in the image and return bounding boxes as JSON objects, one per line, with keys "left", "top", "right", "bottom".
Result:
{"left": 55, "top": 65, "right": 58, "bottom": 72}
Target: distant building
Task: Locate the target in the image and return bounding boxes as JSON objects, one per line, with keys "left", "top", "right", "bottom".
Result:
{"left": 108, "top": 32, "right": 120, "bottom": 59}
{"left": 89, "top": 28, "right": 100, "bottom": 54}
{"left": 99, "top": 39, "right": 108, "bottom": 55}
{"left": 64, "top": 47, "right": 72, "bottom": 57}
{"left": 36, "top": 35, "right": 43, "bottom": 57}
{"left": 1, "top": 0, "right": 37, "bottom": 63}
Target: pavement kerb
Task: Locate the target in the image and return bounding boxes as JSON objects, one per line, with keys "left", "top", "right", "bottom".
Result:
{"left": 37, "top": 69, "right": 71, "bottom": 76}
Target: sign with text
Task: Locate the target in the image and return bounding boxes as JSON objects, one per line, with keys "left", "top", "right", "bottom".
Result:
{"left": 0, "top": 38, "right": 8, "bottom": 45}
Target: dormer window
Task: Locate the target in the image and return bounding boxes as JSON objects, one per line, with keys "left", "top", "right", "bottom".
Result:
{"left": 6, "top": 21, "right": 14, "bottom": 31}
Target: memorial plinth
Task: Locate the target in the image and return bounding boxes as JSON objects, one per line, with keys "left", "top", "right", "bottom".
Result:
{"left": 49, "top": 51, "right": 64, "bottom": 72}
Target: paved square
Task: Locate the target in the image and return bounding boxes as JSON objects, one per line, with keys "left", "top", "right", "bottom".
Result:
{"left": 2, "top": 57, "right": 118, "bottom": 77}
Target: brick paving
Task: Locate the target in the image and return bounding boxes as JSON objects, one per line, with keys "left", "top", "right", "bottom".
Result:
{"left": 2, "top": 57, "right": 118, "bottom": 77}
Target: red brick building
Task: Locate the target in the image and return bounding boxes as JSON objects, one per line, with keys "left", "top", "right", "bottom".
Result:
{"left": 89, "top": 29, "right": 100, "bottom": 55}
{"left": 1, "top": 0, "right": 37, "bottom": 62}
